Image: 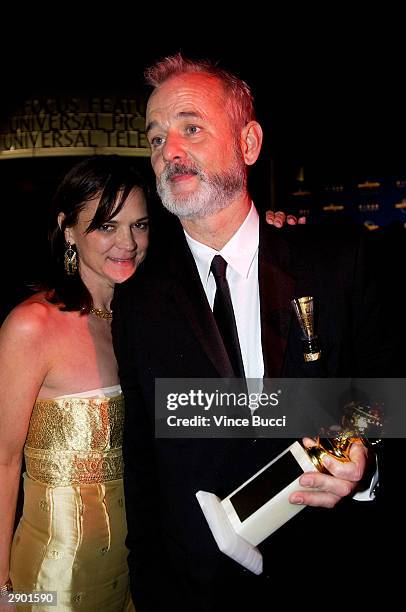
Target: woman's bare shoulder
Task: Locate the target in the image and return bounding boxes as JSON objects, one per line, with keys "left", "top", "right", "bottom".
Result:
{"left": 1, "top": 292, "right": 63, "bottom": 340}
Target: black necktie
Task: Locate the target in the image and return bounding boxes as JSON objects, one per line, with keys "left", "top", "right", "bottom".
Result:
{"left": 210, "top": 255, "right": 245, "bottom": 378}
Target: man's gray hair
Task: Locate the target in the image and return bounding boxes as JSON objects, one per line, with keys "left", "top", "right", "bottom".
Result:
{"left": 145, "top": 52, "right": 256, "bottom": 131}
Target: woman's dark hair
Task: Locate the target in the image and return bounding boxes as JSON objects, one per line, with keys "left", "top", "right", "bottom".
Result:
{"left": 47, "top": 155, "right": 149, "bottom": 313}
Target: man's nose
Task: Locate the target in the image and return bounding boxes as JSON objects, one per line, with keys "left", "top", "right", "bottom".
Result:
{"left": 162, "top": 132, "right": 186, "bottom": 163}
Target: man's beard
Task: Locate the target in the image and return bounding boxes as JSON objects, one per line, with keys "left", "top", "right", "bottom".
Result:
{"left": 156, "top": 155, "right": 246, "bottom": 220}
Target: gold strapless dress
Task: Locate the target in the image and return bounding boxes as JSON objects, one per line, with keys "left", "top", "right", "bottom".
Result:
{"left": 10, "top": 387, "right": 135, "bottom": 611}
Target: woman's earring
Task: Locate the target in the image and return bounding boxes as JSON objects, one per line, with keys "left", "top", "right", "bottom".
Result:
{"left": 64, "top": 241, "right": 78, "bottom": 275}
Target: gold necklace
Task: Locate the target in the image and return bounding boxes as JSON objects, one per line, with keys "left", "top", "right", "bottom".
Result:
{"left": 89, "top": 307, "right": 113, "bottom": 320}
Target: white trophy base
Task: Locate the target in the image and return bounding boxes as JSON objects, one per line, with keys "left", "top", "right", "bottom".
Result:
{"left": 196, "top": 490, "right": 264, "bottom": 574}
{"left": 196, "top": 441, "right": 318, "bottom": 574}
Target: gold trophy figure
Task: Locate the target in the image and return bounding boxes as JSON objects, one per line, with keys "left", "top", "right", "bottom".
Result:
{"left": 306, "top": 400, "right": 383, "bottom": 473}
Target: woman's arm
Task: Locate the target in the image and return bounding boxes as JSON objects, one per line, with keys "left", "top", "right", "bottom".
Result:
{"left": 0, "top": 303, "right": 49, "bottom": 587}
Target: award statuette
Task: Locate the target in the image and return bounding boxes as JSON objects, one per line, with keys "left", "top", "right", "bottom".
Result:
{"left": 196, "top": 401, "right": 382, "bottom": 575}
{"left": 291, "top": 296, "right": 321, "bottom": 362}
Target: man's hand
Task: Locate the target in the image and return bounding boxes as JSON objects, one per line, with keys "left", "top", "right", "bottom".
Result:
{"left": 266, "top": 211, "right": 307, "bottom": 228}
{"left": 289, "top": 437, "right": 368, "bottom": 508}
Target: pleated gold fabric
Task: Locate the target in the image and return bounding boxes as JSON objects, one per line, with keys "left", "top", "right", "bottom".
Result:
{"left": 10, "top": 393, "right": 135, "bottom": 611}
{"left": 24, "top": 394, "right": 125, "bottom": 486}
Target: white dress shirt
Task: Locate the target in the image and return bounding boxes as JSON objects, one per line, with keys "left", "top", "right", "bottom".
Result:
{"left": 185, "top": 203, "right": 263, "bottom": 380}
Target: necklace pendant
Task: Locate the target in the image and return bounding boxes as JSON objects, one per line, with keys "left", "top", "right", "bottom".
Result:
{"left": 89, "top": 307, "right": 113, "bottom": 320}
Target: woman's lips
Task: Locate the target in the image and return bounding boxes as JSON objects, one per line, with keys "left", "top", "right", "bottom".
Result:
{"left": 108, "top": 257, "right": 135, "bottom": 265}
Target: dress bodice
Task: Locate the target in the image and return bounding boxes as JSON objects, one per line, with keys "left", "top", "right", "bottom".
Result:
{"left": 24, "top": 387, "right": 124, "bottom": 486}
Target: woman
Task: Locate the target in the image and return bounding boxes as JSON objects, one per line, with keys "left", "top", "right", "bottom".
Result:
{"left": 0, "top": 155, "right": 149, "bottom": 611}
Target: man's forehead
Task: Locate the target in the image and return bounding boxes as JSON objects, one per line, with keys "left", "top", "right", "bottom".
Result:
{"left": 146, "top": 73, "right": 225, "bottom": 115}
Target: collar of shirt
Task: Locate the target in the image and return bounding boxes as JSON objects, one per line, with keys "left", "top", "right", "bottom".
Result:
{"left": 184, "top": 203, "right": 259, "bottom": 287}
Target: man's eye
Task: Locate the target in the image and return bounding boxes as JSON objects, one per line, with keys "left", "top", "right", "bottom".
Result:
{"left": 99, "top": 224, "right": 114, "bottom": 232}
{"left": 186, "top": 125, "right": 200, "bottom": 135}
{"left": 150, "top": 136, "right": 164, "bottom": 147}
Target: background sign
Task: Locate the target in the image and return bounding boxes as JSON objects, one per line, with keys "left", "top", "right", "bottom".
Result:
{"left": 0, "top": 96, "right": 150, "bottom": 158}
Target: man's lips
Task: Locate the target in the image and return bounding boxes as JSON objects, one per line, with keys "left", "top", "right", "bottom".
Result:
{"left": 169, "top": 173, "right": 197, "bottom": 183}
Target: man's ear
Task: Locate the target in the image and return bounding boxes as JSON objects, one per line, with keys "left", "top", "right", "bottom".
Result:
{"left": 58, "top": 212, "right": 74, "bottom": 245}
{"left": 240, "top": 121, "right": 263, "bottom": 166}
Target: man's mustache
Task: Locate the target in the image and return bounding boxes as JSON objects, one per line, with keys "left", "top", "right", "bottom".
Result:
{"left": 163, "top": 163, "right": 205, "bottom": 181}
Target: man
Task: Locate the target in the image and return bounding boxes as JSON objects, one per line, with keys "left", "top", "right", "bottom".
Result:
{"left": 112, "top": 54, "right": 388, "bottom": 610}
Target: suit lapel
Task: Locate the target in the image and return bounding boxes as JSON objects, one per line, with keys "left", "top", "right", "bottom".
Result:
{"left": 166, "top": 228, "right": 235, "bottom": 378}
{"left": 259, "top": 222, "right": 296, "bottom": 378}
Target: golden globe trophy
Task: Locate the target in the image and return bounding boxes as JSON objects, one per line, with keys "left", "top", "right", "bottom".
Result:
{"left": 196, "top": 400, "right": 382, "bottom": 575}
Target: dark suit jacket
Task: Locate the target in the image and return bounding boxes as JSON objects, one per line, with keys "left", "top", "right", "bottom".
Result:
{"left": 112, "top": 217, "right": 392, "bottom": 611}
